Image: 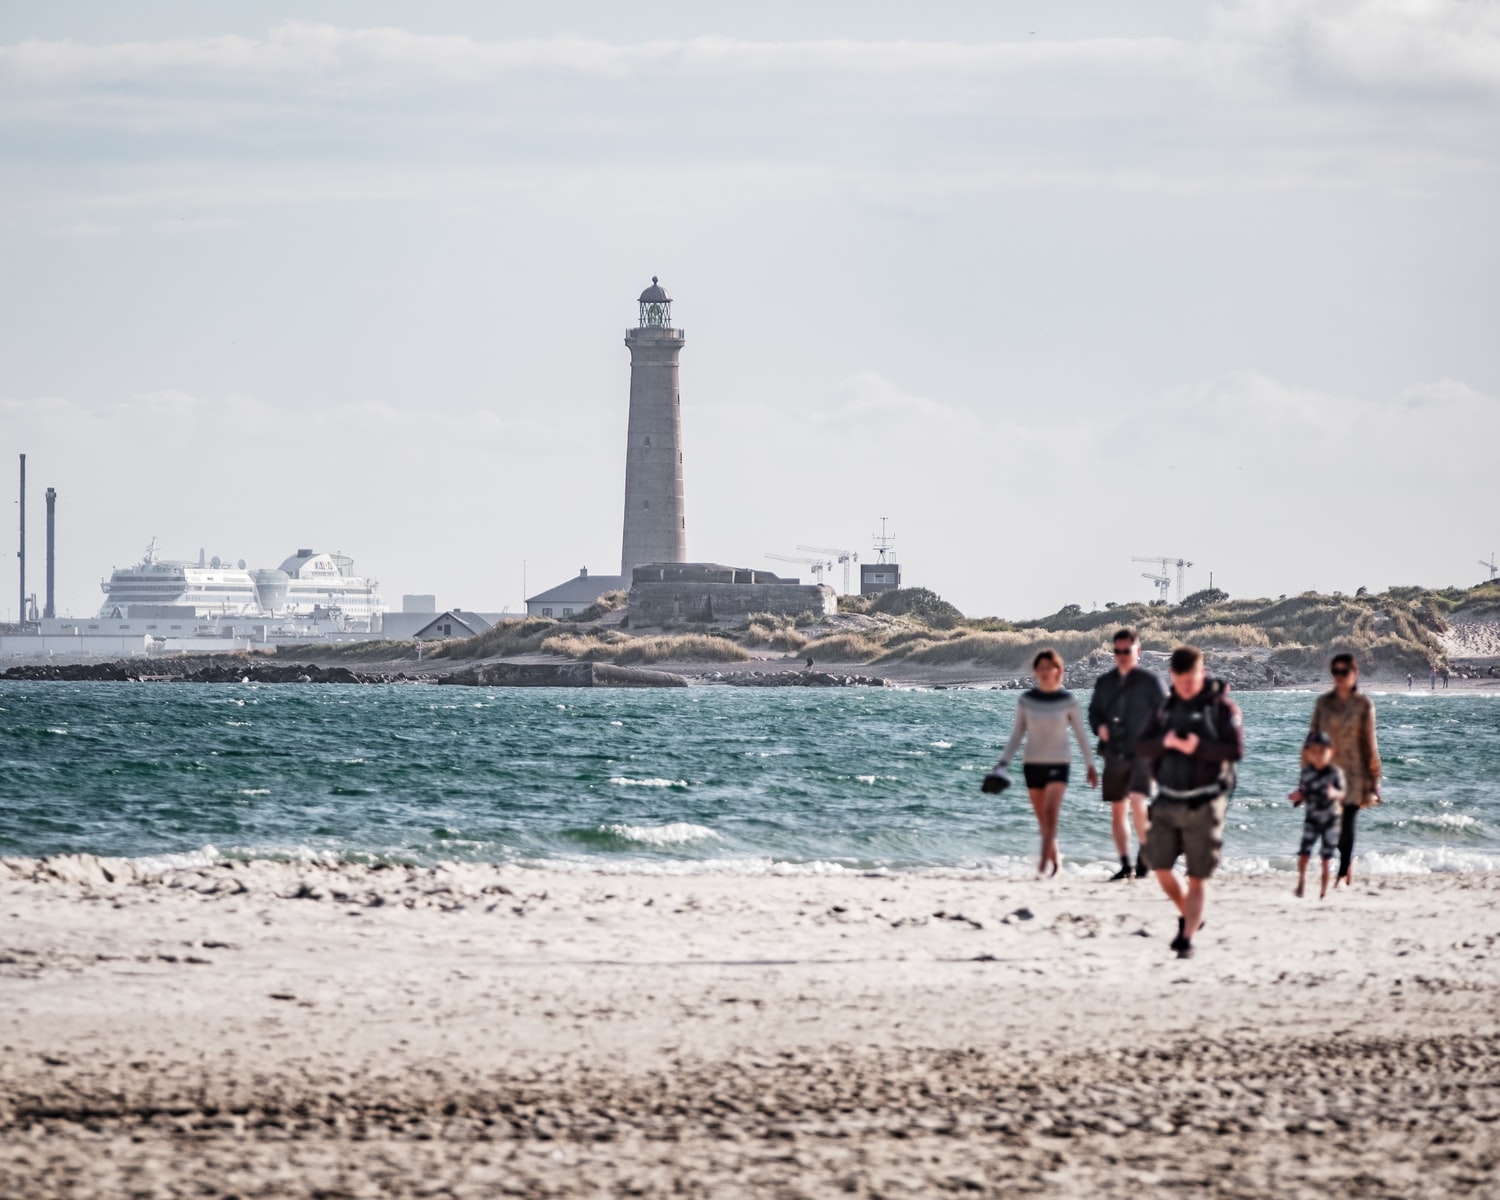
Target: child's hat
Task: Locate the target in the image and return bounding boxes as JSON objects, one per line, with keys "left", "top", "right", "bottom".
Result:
{"left": 1304, "top": 730, "right": 1332, "bottom": 747}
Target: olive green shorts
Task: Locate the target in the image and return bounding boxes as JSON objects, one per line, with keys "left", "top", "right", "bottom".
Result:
{"left": 1145, "top": 796, "right": 1227, "bottom": 879}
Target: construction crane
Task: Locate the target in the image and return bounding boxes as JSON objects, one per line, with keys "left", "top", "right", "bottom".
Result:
{"left": 797, "top": 544, "right": 859, "bottom": 594}
{"left": 1481, "top": 553, "right": 1498, "bottom": 582}
{"left": 1141, "top": 572, "right": 1172, "bottom": 605}
{"left": 765, "top": 552, "right": 832, "bottom": 585}
{"left": 1132, "top": 555, "right": 1194, "bottom": 604}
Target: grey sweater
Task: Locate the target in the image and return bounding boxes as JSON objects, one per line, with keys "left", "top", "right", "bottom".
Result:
{"left": 995, "top": 688, "right": 1095, "bottom": 768}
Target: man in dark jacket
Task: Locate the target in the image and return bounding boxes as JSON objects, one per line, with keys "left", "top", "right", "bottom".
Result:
{"left": 1136, "top": 645, "right": 1244, "bottom": 960}
{"left": 1089, "top": 627, "right": 1167, "bottom": 880}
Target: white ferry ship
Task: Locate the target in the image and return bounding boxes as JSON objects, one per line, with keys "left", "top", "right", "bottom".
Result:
{"left": 99, "top": 540, "right": 384, "bottom": 631}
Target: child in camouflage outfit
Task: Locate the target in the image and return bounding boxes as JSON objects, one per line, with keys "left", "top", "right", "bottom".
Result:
{"left": 1289, "top": 730, "right": 1346, "bottom": 900}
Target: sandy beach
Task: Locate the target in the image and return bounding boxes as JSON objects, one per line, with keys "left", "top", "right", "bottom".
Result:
{"left": 2, "top": 856, "right": 1497, "bottom": 1197}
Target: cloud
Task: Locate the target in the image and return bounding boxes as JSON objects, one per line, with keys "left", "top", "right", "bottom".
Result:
{"left": 152, "top": 215, "right": 240, "bottom": 233}
{"left": 0, "top": 25, "right": 1191, "bottom": 86}
{"left": 819, "top": 371, "right": 970, "bottom": 428}
{"left": 51, "top": 218, "right": 114, "bottom": 237}
{"left": 1215, "top": 0, "right": 1500, "bottom": 97}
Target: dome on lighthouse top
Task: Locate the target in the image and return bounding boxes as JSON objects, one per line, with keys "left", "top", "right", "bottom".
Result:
{"left": 638, "top": 276, "right": 671, "bottom": 303}
{"left": 637, "top": 276, "right": 674, "bottom": 327}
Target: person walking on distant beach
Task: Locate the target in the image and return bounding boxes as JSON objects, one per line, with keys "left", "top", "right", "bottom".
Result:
{"left": 1136, "top": 646, "right": 1244, "bottom": 959}
{"left": 1089, "top": 628, "right": 1166, "bottom": 880}
{"left": 1290, "top": 730, "right": 1346, "bottom": 900}
{"left": 1430, "top": 666, "right": 1438, "bottom": 689}
{"left": 982, "top": 649, "right": 1099, "bottom": 877}
{"left": 1407, "top": 672, "right": 1413, "bottom": 690}
{"left": 1309, "top": 653, "right": 1381, "bottom": 888}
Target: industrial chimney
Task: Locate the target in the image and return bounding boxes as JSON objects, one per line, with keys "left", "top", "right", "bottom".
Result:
{"left": 44, "top": 487, "right": 56, "bottom": 620}
{"left": 16, "top": 454, "right": 24, "bottom": 626}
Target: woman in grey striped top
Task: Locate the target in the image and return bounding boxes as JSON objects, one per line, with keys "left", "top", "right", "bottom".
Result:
{"left": 984, "top": 648, "right": 1099, "bottom": 876}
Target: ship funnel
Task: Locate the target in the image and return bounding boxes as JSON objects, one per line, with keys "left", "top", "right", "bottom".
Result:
{"left": 250, "top": 568, "right": 291, "bottom": 614}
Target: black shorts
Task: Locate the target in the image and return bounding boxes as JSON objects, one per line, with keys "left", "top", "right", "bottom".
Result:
{"left": 1101, "top": 754, "right": 1153, "bottom": 803}
{"left": 1023, "top": 763, "right": 1070, "bottom": 789}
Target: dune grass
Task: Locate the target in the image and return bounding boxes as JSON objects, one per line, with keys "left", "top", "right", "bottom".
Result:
{"left": 432, "top": 617, "right": 558, "bottom": 660}
{"left": 611, "top": 635, "right": 751, "bottom": 665}
{"left": 799, "top": 633, "right": 887, "bottom": 663}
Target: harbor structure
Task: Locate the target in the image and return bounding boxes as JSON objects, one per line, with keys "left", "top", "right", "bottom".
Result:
{"left": 620, "top": 277, "right": 687, "bottom": 576}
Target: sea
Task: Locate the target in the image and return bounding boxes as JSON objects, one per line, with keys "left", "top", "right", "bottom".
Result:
{"left": 2, "top": 682, "right": 1497, "bottom": 878}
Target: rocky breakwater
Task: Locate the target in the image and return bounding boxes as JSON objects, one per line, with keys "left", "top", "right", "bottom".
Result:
{"left": 0, "top": 659, "right": 416, "bottom": 685}
{"left": 706, "top": 669, "right": 893, "bottom": 688}
{"left": 439, "top": 661, "right": 688, "bottom": 688}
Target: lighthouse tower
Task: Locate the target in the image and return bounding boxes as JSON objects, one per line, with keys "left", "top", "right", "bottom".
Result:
{"left": 620, "top": 277, "right": 687, "bottom": 576}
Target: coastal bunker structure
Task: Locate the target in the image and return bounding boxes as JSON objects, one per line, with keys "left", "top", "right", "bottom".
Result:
{"left": 620, "top": 277, "right": 687, "bottom": 577}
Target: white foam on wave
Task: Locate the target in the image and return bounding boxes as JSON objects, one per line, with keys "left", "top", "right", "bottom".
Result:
{"left": 602, "top": 822, "right": 721, "bottom": 847}
{"left": 608, "top": 776, "right": 688, "bottom": 788}
{"left": 930, "top": 740, "right": 954, "bottom": 749}
{"left": 238, "top": 788, "right": 270, "bottom": 796}
{"left": 516, "top": 854, "right": 857, "bottom": 877}
{"left": 1358, "top": 846, "right": 1500, "bottom": 875}
{"left": 125, "top": 843, "right": 223, "bottom": 875}
{"left": 1399, "top": 813, "right": 1481, "bottom": 830}
{"left": 507, "top": 847, "right": 1500, "bottom": 880}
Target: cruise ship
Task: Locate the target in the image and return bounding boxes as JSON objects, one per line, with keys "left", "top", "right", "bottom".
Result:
{"left": 99, "top": 540, "right": 384, "bottom": 631}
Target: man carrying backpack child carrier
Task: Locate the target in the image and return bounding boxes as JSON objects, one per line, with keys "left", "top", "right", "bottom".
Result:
{"left": 1136, "top": 646, "right": 1245, "bottom": 960}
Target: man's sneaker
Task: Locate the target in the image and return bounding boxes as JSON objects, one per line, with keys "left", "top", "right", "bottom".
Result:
{"left": 1169, "top": 917, "right": 1187, "bottom": 952}
{"left": 1176, "top": 938, "right": 1194, "bottom": 959}
{"left": 1109, "top": 864, "right": 1132, "bottom": 881}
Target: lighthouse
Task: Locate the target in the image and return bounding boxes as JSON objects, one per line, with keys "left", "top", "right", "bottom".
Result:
{"left": 620, "top": 277, "right": 687, "bottom": 576}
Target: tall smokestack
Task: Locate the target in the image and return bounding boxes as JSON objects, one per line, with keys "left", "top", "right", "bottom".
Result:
{"left": 44, "top": 487, "right": 56, "bottom": 621}
{"left": 17, "top": 454, "right": 24, "bottom": 626}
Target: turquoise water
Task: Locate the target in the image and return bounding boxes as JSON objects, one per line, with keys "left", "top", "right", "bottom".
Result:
{"left": 1, "top": 682, "right": 1496, "bottom": 877}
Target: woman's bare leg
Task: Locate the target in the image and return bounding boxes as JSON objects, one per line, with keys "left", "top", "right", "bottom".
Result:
{"left": 1028, "top": 788, "right": 1048, "bottom": 875}
{"left": 1042, "top": 781, "right": 1067, "bottom": 875}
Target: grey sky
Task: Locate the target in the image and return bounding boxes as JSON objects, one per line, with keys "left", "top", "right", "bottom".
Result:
{"left": 2, "top": 1, "right": 1497, "bottom": 620}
